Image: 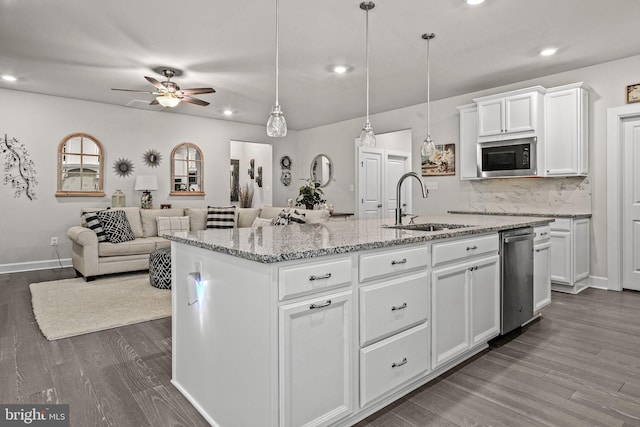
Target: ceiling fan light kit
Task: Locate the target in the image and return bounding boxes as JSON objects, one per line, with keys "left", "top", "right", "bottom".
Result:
{"left": 266, "top": 0, "right": 288, "bottom": 137}
{"left": 359, "top": 1, "right": 376, "bottom": 148}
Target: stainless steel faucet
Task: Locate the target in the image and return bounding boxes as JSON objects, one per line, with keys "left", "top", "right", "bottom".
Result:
{"left": 395, "top": 172, "right": 429, "bottom": 225}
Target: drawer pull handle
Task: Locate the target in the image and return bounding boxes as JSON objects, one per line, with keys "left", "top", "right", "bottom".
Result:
{"left": 535, "top": 249, "right": 542, "bottom": 253}
{"left": 469, "top": 266, "right": 478, "bottom": 271}
{"left": 309, "top": 273, "right": 332, "bottom": 281}
{"left": 391, "top": 357, "right": 408, "bottom": 368}
{"left": 309, "top": 300, "right": 332, "bottom": 310}
{"left": 391, "top": 258, "right": 407, "bottom": 266}
{"left": 540, "top": 232, "right": 548, "bottom": 236}
{"left": 391, "top": 303, "right": 408, "bottom": 311}
{"left": 466, "top": 245, "right": 478, "bottom": 251}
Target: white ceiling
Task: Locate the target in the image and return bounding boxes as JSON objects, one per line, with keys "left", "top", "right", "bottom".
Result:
{"left": 2, "top": 0, "right": 639, "bottom": 131}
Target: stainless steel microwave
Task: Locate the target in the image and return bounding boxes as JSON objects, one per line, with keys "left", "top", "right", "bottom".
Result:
{"left": 477, "top": 137, "right": 537, "bottom": 178}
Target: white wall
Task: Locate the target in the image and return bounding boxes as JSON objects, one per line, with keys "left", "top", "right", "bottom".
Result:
{"left": 0, "top": 89, "right": 298, "bottom": 271}
{"left": 230, "top": 140, "right": 273, "bottom": 207}
{"left": 296, "top": 54, "right": 640, "bottom": 281}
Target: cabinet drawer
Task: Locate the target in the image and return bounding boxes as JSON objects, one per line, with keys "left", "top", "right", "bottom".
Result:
{"left": 360, "top": 323, "right": 430, "bottom": 407}
{"left": 432, "top": 234, "right": 498, "bottom": 267}
{"left": 359, "top": 246, "right": 429, "bottom": 283}
{"left": 550, "top": 218, "right": 571, "bottom": 232}
{"left": 534, "top": 225, "right": 551, "bottom": 244}
{"left": 360, "top": 272, "right": 429, "bottom": 347}
{"left": 279, "top": 257, "right": 352, "bottom": 301}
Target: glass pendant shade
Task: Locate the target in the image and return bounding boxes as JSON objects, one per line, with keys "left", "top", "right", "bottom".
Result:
{"left": 360, "top": 121, "right": 376, "bottom": 147}
{"left": 267, "top": 104, "right": 287, "bottom": 137}
{"left": 420, "top": 136, "right": 436, "bottom": 158}
{"left": 358, "top": 1, "right": 376, "bottom": 147}
{"left": 157, "top": 94, "right": 180, "bottom": 108}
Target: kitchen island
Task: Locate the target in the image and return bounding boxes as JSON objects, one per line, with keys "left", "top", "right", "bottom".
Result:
{"left": 166, "top": 214, "right": 553, "bottom": 427}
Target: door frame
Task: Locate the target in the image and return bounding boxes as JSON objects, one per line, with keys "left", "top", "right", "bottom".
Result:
{"left": 606, "top": 103, "right": 640, "bottom": 291}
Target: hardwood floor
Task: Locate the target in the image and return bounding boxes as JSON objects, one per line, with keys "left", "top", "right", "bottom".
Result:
{"left": 2, "top": 268, "right": 640, "bottom": 426}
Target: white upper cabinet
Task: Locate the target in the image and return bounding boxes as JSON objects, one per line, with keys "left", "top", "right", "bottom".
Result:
{"left": 543, "top": 83, "right": 589, "bottom": 176}
{"left": 474, "top": 86, "right": 545, "bottom": 142}
{"left": 457, "top": 104, "right": 478, "bottom": 180}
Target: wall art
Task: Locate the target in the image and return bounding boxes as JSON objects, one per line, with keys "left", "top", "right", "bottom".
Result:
{"left": 248, "top": 158, "right": 255, "bottom": 180}
{"left": 627, "top": 83, "right": 640, "bottom": 104}
{"left": 143, "top": 149, "right": 162, "bottom": 167}
{"left": 1, "top": 134, "right": 38, "bottom": 200}
{"left": 230, "top": 159, "right": 240, "bottom": 202}
{"left": 256, "top": 166, "right": 263, "bottom": 188}
{"left": 421, "top": 144, "right": 455, "bottom": 177}
{"left": 113, "top": 157, "right": 134, "bottom": 177}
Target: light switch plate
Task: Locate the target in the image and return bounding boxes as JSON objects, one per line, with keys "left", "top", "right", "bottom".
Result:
{"left": 425, "top": 181, "right": 438, "bottom": 190}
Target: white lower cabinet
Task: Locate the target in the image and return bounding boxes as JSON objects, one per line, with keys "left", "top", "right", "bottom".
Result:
{"left": 432, "top": 254, "right": 500, "bottom": 370}
{"left": 550, "top": 218, "right": 590, "bottom": 294}
{"left": 279, "top": 290, "right": 353, "bottom": 427}
{"left": 534, "top": 226, "right": 552, "bottom": 311}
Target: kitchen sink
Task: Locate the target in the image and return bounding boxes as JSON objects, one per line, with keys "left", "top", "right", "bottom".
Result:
{"left": 385, "top": 223, "right": 473, "bottom": 232}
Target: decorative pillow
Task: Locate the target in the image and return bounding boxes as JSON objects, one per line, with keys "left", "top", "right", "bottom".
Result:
{"left": 157, "top": 216, "right": 190, "bottom": 237}
{"left": 289, "top": 209, "right": 306, "bottom": 225}
{"left": 96, "top": 210, "right": 136, "bottom": 243}
{"left": 207, "top": 206, "right": 236, "bottom": 229}
{"left": 251, "top": 217, "right": 273, "bottom": 229}
{"left": 271, "top": 209, "right": 290, "bottom": 226}
{"left": 81, "top": 212, "right": 108, "bottom": 242}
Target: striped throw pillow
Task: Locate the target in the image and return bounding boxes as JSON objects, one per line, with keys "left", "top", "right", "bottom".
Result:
{"left": 81, "top": 212, "right": 108, "bottom": 242}
{"left": 207, "top": 206, "right": 236, "bottom": 229}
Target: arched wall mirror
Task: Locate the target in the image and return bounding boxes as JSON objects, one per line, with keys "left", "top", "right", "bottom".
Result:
{"left": 310, "top": 154, "right": 333, "bottom": 188}
{"left": 56, "top": 133, "right": 104, "bottom": 197}
{"left": 171, "top": 142, "right": 204, "bottom": 196}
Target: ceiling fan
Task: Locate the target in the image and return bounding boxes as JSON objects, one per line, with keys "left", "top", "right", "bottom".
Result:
{"left": 112, "top": 69, "right": 215, "bottom": 108}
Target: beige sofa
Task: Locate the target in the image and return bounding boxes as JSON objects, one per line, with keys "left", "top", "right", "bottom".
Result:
{"left": 67, "top": 206, "right": 328, "bottom": 281}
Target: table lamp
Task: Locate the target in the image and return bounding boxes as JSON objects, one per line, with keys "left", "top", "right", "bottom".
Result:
{"left": 134, "top": 175, "right": 159, "bottom": 209}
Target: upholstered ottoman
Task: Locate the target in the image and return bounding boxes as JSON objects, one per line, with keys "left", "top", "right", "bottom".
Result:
{"left": 149, "top": 247, "right": 172, "bottom": 289}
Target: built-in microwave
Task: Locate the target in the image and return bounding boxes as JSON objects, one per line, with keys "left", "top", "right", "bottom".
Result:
{"left": 477, "top": 137, "right": 537, "bottom": 178}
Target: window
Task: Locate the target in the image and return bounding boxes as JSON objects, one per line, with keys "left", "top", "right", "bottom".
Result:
{"left": 171, "top": 142, "right": 204, "bottom": 196}
{"left": 56, "top": 133, "right": 104, "bottom": 197}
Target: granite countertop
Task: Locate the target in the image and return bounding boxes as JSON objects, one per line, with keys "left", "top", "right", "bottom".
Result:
{"left": 448, "top": 210, "right": 592, "bottom": 219}
{"left": 166, "top": 214, "right": 554, "bottom": 264}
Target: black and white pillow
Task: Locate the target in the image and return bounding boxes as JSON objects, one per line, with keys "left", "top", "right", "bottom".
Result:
{"left": 96, "top": 210, "right": 136, "bottom": 243}
{"left": 271, "top": 209, "right": 290, "bottom": 226}
{"left": 81, "top": 212, "right": 108, "bottom": 242}
{"left": 207, "top": 206, "right": 236, "bottom": 229}
{"left": 289, "top": 209, "right": 306, "bottom": 225}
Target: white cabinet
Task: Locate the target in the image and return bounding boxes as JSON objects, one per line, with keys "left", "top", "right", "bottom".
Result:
{"left": 470, "top": 255, "right": 501, "bottom": 346}
{"left": 474, "top": 87, "right": 545, "bottom": 141}
{"left": 279, "top": 290, "right": 353, "bottom": 427}
{"left": 550, "top": 218, "right": 590, "bottom": 294}
{"left": 533, "top": 226, "right": 551, "bottom": 312}
{"left": 544, "top": 83, "right": 589, "bottom": 176}
{"left": 457, "top": 103, "right": 478, "bottom": 180}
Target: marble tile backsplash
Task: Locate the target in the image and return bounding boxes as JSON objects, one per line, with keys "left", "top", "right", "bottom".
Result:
{"left": 466, "top": 176, "right": 591, "bottom": 215}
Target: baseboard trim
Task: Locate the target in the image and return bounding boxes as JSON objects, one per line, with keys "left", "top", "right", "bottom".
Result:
{"left": 589, "top": 275, "right": 614, "bottom": 291}
{"left": 0, "top": 258, "right": 73, "bottom": 275}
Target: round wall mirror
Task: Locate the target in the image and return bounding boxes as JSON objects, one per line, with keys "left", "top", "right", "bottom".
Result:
{"left": 310, "top": 154, "right": 333, "bottom": 188}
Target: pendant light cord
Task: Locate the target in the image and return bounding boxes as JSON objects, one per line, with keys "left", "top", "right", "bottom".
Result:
{"left": 365, "top": 6, "right": 370, "bottom": 122}
{"left": 275, "top": 0, "right": 280, "bottom": 107}
{"left": 426, "top": 34, "right": 431, "bottom": 140}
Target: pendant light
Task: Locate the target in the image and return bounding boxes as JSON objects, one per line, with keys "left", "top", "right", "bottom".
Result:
{"left": 359, "top": 1, "right": 376, "bottom": 147}
{"left": 266, "top": 0, "right": 287, "bottom": 137}
{"left": 420, "top": 33, "right": 438, "bottom": 160}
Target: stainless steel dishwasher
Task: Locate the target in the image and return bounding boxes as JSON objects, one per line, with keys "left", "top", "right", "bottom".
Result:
{"left": 500, "top": 227, "right": 535, "bottom": 334}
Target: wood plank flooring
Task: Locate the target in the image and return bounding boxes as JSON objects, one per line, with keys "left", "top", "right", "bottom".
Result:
{"left": 2, "top": 268, "right": 640, "bottom": 426}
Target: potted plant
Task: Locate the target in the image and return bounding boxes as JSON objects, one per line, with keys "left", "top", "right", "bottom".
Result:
{"left": 296, "top": 179, "right": 326, "bottom": 210}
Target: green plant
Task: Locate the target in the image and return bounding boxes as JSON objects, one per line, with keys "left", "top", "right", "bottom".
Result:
{"left": 296, "top": 179, "right": 326, "bottom": 209}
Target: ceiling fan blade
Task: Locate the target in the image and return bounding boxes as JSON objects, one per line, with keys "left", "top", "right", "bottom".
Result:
{"left": 145, "top": 76, "right": 166, "bottom": 91}
{"left": 111, "top": 88, "right": 156, "bottom": 93}
{"left": 149, "top": 98, "right": 159, "bottom": 105}
{"left": 179, "top": 87, "right": 216, "bottom": 95}
{"left": 180, "top": 96, "right": 209, "bottom": 106}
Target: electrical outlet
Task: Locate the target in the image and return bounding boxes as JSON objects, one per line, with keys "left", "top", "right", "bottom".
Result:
{"left": 195, "top": 260, "right": 203, "bottom": 274}
{"left": 50, "top": 237, "right": 59, "bottom": 246}
{"left": 425, "top": 181, "right": 438, "bottom": 190}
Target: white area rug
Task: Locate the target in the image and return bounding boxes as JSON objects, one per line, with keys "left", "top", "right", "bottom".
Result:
{"left": 30, "top": 273, "right": 171, "bottom": 341}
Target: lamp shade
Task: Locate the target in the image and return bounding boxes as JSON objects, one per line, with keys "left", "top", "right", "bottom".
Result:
{"left": 157, "top": 94, "right": 181, "bottom": 108}
{"left": 134, "top": 175, "right": 159, "bottom": 191}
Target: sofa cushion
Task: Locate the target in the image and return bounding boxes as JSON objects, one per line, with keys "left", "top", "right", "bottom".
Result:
{"left": 251, "top": 217, "right": 273, "bottom": 228}
{"left": 97, "top": 210, "right": 136, "bottom": 243}
{"left": 185, "top": 208, "right": 208, "bottom": 231}
{"left": 304, "top": 209, "right": 330, "bottom": 224}
{"left": 98, "top": 238, "right": 156, "bottom": 257}
{"left": 157, "top": 216, "right": 190, "bottom": 237}
{"left": 146, "top": 236, "right": 171, "bottom": 250}
{"left": 237, "top": 208, "right": 261, "bottom": 228}
{"left": 259, "top": 206, "right": 286, "bottom": 220}
{"left": 82, "top": 212, "right": 108, "bottom": 242}
{"left": 140, "top": 208, "right": 185, "bottom": 237}
{"left": 207, "top": 206, "right": 236, "bottom": 229}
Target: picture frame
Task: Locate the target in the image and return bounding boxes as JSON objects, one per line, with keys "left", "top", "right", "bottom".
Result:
{"left": 160, "top": 203, "right": 172, "bottom": 209}
{"left": 627, "top": 83, "right": 640, "bottom": 104}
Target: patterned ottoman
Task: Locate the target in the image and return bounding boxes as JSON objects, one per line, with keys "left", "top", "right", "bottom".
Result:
{"left": 149, "top": 248, "right": 172, "bottom": 289}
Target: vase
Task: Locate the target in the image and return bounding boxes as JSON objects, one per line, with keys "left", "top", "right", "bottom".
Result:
{"left": 305, "top": 204, "right": 314, "bottom": 210}
{"left": 111, "top": 189, "right": 126, "bottom": 207}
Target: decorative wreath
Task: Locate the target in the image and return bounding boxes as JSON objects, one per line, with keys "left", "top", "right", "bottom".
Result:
{"left": 142, "top": 149, "right": 162, "bottom": 168}
{"left": 113, "top": 158, "right": 134, "bottom": 177}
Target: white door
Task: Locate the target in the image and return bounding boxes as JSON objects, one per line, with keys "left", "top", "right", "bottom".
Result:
{"left": 358, "top": 148, "right": 384, "bottom": 220}
{"left": 550, "top": 231, "right": 571, "bottom": 284}
{"left": 385, "top": 152, "right": 411, "bottom": 219}
{"left": 622, "top": 117, "right": 640, "bottom": 290}
{"left": 534, "top": 242, "right": 551, "bottom": 311}
{"left": 505, "top": 93, "right": 535, "bottom": 134}
{"left": 469, "top": 255, "right": 500, "bottom": 346}
{"left": 477, "top": 99, "right": 504, "bottom": 137}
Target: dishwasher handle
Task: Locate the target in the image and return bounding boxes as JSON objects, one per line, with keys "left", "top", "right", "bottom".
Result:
{"left": 503, "top": 233, "right": 535, "bottom": 244}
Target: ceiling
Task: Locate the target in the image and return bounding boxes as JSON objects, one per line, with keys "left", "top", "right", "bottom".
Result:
{"left": 2, "top": 0, "right": 639, "bottom": 131}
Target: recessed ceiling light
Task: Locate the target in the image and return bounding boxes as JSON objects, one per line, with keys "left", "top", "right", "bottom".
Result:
{"left": 333, "top": 65, "right": 348, "bottom": 74}
{"left": 540, "top": 47, "right": 557, "bottom": 56}
{"left": 1, "top": 75, "right": 17, "bottom": 82}
{"left": 223, "top": 109, "right": 234, "bottom": 116}
{"left": 466, "top": 0, "right": 485, "bottom": 5}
